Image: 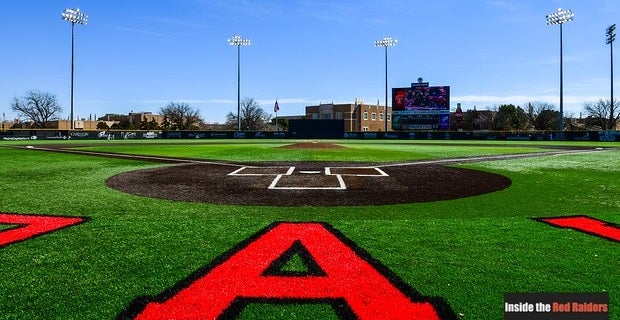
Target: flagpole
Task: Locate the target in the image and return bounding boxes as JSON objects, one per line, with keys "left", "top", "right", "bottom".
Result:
{"left": 274, "top": 99, "right": 279, "bottom": 131}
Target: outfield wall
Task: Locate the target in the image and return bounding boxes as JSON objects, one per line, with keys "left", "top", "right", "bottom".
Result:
{"left": 1, "top": 129, "right": 618, "bottom": 142}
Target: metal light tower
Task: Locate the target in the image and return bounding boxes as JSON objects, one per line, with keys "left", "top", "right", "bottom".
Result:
{"left": 546, "top": 8, "right": 574, "bottom": 131}
{"left": 375, "top": 36, "right": 397, "bottom": 132}
{"left": 607, "top": 24, "right": 616, "bottom": 117}
{"left": 62, "top": 8, "right": 88, "bottom": 131}
{"left": 228, "top": 35, "right": 251, "bottom": 131}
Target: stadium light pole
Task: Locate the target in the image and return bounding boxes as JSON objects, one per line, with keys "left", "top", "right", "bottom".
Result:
{"left": 546, "top": 8, "right": 574, "bottom": 132}
{"left": 375, "top": 37, "right": 397, "bottom": 133}
{"left": 228, "top": 35, "right": 251, "bottom": 131}
{"left": 607, "top": 24, "right": 616, "bottom": 117}
{"left": 62, "top": 8, "right": 88, "bottom": 131}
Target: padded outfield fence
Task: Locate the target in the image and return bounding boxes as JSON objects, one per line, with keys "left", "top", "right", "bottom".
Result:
{"left": 1, "top": 128, "right": 619, "bottom": 141}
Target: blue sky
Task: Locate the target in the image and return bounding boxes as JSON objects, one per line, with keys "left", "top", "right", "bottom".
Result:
{"left": 1, "top": 0, "right": 618, "bottom": 123}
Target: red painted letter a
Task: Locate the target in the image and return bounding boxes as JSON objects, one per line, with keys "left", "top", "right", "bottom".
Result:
{"left": 124, "top": 222, "right": 454, "bottom": 319}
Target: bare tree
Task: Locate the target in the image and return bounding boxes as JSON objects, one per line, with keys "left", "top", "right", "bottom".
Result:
{"left": 225, "top": 98, "right": 271, "bottom": 131}
{"left": 526, "top": 102, "right": 559, "bottom": 130}
{"left": 583, "top": 99, "right": 619, "bottom": 130}
{"left": 486, "top": 105, "right": 500, "bottom": 130}
{"left": 159, "top": 102, "right": 202, "bottom": 130}
{"left": 10, "top": 90, "right": 62, "bottom": 128}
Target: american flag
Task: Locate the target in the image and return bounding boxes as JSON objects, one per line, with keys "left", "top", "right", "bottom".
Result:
{"left": 274, "top": 100, "right": 280, "bottom": 112}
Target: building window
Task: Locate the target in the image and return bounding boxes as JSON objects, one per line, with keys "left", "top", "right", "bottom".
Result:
{"left": 322, "top": 113, "right": 331, "bottom": 120}
{"left": 363, "top": 112, "right": 368, "bottom": 120}
{"left": 362, "top": 127, "right": 369, "bottom": 131}
{"left": 387, "top": 114, "right": 391, "bottom": 121}
{"left": 379, "top": 113, "right": 384, "bottom": 121}
{"left": 312, "top": 113, "right": 319, "bottom": 119}
{"left": 335, "top": 112, "right": 343, "bottom": 119}
{"left": 371, "top": 113, "right": 376, "bottom": 121}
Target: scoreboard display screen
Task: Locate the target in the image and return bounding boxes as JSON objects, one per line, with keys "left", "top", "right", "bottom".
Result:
{"left": 392, "top": 85, "right": 450, "bottom": 130}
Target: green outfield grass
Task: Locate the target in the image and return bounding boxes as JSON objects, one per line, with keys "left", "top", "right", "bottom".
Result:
{"left": 74, "top": 141, "right": 548, "bottom": 162}
{"left": 0, "top": 139, "right": 618, "bottom": 319}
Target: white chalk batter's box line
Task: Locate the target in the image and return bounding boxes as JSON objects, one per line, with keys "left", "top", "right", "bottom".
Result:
{"left": 227, "top": 166, "right": 389, "bottom": 190}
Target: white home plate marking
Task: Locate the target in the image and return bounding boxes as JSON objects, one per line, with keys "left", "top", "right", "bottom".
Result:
{"left": 326, "top": 167, "right": 388, "bottom": 177}
{"left": 229, "top": 166, "right": 295, "bottom": 176}
{"left": 269, "top": 174, "right": 346, "bottom": 190}
{"left": 230, "top": 166, "right": 388, "bottom": 190}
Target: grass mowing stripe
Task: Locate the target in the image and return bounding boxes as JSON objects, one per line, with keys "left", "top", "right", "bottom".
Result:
{"left": 74, "top": 142, "right": 549, "bottom": 162}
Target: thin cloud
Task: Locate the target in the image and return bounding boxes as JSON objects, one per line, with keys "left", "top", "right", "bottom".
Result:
{"left": 486, "top": 0, "right": 519, "bottom": 12}
{"left": 139, "top": 16, "right": 208, "bottom": 30}
{"left": 112, "top": 26, "right": 170, "bottom": 39}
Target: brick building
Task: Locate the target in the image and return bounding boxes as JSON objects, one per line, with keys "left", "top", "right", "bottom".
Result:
{"left": 305, "top": 101, "right": 392, "bottom": 132}
{"left": 51, "top": 120, "right": 113, "bottom": 130}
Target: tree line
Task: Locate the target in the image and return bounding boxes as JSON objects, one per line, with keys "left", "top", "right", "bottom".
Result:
{"left": 7, "top": 89, "right": 619, "bottom": 131}
{"left": 8, "top": 91, "right": 279, "bottom": 131}
{"left": 457, "top": 101, "right": 618, "bottom": 131}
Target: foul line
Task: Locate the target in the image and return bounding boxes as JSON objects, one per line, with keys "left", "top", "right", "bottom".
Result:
{"left": 377, "top": 149, "right": 606, "bottom": 168}
{"left": 16, "top": 145, "right": 249, "bottom": 168}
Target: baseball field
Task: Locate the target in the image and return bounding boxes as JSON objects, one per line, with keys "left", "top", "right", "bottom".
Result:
{"left": 0, "top": 139, "right": 618, "bottom": 319}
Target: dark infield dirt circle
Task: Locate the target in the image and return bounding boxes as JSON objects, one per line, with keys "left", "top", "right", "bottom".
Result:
{"left": 106, "top": 162, "right": 511, "bottom": 206}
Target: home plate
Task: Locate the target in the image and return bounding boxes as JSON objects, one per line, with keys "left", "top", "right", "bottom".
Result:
{"left": 269, "top": 174, "right": 346, "bottom": 190}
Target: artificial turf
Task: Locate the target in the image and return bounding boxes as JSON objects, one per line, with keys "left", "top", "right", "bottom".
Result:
{"left": 0, "top": 139, "right": 617, "bottom": 319}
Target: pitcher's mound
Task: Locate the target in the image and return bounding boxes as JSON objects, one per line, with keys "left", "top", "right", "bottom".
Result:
{"left": 278, "top": 142, "right": 347, "bottom": 149}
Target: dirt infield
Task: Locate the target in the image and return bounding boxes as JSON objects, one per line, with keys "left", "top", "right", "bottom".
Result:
{"left": 21, "top": 142, "right": 601, "bottom": 207}
{"left": 106, "top": 162, "right": 511, "bottom": 206}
